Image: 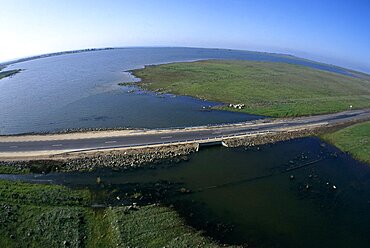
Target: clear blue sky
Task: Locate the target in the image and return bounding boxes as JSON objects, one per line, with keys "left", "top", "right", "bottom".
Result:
{"left": 1, "top": 0, "right": 369, "bottom": 73}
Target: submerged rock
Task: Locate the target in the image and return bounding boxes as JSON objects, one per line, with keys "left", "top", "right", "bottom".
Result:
{"left": 63, "top": 240, "right": 70, "bottom": 246}
{"left": 179, "top": 187, "right": 192, "bottom": 194}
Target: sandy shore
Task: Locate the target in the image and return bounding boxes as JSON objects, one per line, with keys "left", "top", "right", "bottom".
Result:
{"left": 0, "top": 121, "right": 263, "bottom": 143}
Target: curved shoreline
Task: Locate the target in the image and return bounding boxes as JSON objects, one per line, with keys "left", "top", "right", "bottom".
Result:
{"left": 0, "top": 109, "right": 369, "bottom": 173}
{"left": 129, "top": 60, "right": 370, "bottom": 117}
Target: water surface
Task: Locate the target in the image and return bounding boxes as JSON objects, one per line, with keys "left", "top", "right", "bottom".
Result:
{"left": 0, "top": 47, "right": 355, "bottom": 135}
{"left": 4, "top": 137, "right": 370, "bottom": 248}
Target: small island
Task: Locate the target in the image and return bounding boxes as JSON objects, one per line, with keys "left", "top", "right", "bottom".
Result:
{"left": 0, "top": 67, "right": 21, "bottom": 80}
{"left": 131, "top": 60, "right": 370, "bottom": 117}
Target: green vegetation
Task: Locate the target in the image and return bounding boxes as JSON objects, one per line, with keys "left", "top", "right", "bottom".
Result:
{"left": 0, "top": 180, "right": 91, "bottom": 248}
{"left": 118, "top": 82, "right": 136, "bottom": 86}
{"left": 132, "top": 60, "right": 370, "bottom": 117}
{"left": 322, "top": 121, "right": 370, "bottom": 164}
{"left": 0, "top": 160, "right": 64, "bottom": 175}
{"left": 0, "top": 164, "right": 30, "bottom": 174}
{"left": 108, "top": 205, "right": 223, "bottom": 247}
{"left": 0, "top": 180, "right": 226, "bottom": 247}
{"left": 0, "top": 69, "right": 21, "bottom": 80}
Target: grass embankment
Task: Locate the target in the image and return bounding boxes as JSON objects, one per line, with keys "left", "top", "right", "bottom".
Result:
{"left": 0, "top": 68, "right": 21, "bottom": 80}
{"left": 0, "top": 180, "right": 91, "bottom": 247}
{"left": 322, "top": 121, "right": 370, "bottom": 164}
{"left": 0, "top": 165, "right": 30, "bottom": 174}
{"left": 131, "top": 60, "right": 370, "bottom": 117}
{"left": 0, "top": 180, "right": 224, "bottom": 247}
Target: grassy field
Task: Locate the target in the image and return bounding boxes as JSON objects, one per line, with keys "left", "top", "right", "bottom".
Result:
{"left": 322, "top": 121, "right": 370, "bottom": 164}
{"left": 131, "top": 60, "right": 370, "bottom": 117}
{"left": 0, "top": 180, "right": 228, "bottom": 248}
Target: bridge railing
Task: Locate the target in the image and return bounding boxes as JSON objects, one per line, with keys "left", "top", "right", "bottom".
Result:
{"left": 65, "top": 130, "right": 277, "bottom": 154}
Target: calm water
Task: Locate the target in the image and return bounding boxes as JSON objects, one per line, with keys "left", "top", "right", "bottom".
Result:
{"left": 0, "top": 47, "right": 354, "bottom": 135}
{"left": 4, "top": 137, "right": 370, "bottom": 248}
{"left": 3, "top": 47, "right": 368, "bottom": 247}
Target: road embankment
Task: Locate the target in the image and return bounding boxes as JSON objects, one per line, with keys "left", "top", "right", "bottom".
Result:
{"left": 222, "top": 119, "right": 364, "bottom": 147}
{"left": 0, "top": 143, "right": 199, "bottom": 173}
{"left": 0, "top": 122, "right": 357, "bottom": 173}
{"left": 1, "top": 109, "right": 369, "bottom": 173}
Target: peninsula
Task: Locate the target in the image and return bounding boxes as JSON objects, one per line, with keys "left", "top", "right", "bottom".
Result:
{"left": 0, "top": 67, "right": 21, "bottom": 80}
{"left": 131, "top": 60, "right": 370, "bottom": 117}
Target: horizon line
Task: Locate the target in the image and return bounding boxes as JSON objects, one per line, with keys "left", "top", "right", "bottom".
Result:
{"left": 1, "top": 45, "right": 369, "bottom": 76}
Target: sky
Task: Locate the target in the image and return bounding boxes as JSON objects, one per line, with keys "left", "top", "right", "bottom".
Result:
{"left": 0, "top": 0, "right": 369, "bottom": 73}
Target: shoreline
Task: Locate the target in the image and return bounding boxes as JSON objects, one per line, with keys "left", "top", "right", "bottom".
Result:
{"left": 1, "top": 115, "right": 369, "bottom": 173}
{"left": 0, "top": 178, "right": 235, "bottom": 247}
{"left": 1, "top": 108, "right": 368, "bottom": 141}
{"left": 128, "top": 60, "right": 370, "bottom": 118}
{"left": 320, "top": 121, "right": 370, "bottom": 165}
{"left": 0, "top": 143, "right": 199, "bottom": 174}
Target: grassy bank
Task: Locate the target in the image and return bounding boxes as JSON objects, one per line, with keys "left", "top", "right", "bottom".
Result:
{"left": 0, "top": 164, "right": 30, "bottom": 174}
{"left": 0, "top": 68, "right": 21, "bottom": 80}
{"left": 0, "top": 180, "right": 91, "bottom": 247}
{"left": 131, "top": 60, "right": 370, "bottom": 117}
{"left": 322, "top": 121, "right": 370, "bottom": 164}
{"left": 0, "top": 180, "right": 227, "bottom": 247}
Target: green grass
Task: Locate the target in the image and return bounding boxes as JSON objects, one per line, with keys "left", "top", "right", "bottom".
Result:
{"left": 0, "top": 69, "right": 21, "bottom": 80}
{"left": 0, "top": 180, "right": 91, "bottom": 248}
{"left": 0, "top": 180, "right": 227, "bottom": 247}
{"left": 322, "top": 121, "right": 370, "bottom": 164}
{"left": 108, "top": 205, "right": 224, "bottom": 247}
{"left": 0, "top": 164, "right": 30, "bottom": 174}
{"left": 0, "top": 180, "right": 91, "bottom": 206}
{"left": 118, "top": 82, "right": 136, "bottom": 86}
{"left": 132, "top": 60, "right": 370, "bottom": 117}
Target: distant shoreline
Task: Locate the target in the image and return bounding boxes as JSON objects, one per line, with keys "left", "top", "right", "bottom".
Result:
{"left": 2, "top": 46, "right": 369, "bottom": 79}
{"left": 0, "top": 47, "right": 115, "bottom": 67}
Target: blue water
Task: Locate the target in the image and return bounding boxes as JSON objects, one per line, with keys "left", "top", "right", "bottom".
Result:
{"left": 0, "top": 47, "right": 353, "bottom": 135}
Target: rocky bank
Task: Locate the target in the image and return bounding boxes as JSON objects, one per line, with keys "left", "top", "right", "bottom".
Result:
{"left": 0, "top": 143, "right": 199, "bottom": 173}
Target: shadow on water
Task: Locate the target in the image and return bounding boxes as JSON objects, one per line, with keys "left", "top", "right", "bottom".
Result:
{"left": 1, "top": 137, "right": 370, "bottom": 248}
